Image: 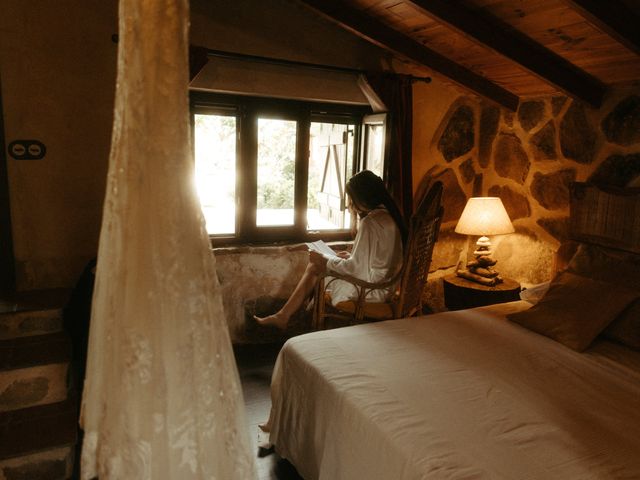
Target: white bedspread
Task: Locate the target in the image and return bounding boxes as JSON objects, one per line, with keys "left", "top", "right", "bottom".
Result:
{"left": 268, "top": 301, "right": 640, "bottom": 480}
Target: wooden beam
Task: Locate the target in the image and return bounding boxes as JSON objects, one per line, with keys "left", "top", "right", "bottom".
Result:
{"left": 407, "top": 0, "right": 606, "bottom": 108}
{"left": 564, "top": 0, "right": 640, "bottom": 56}
{"left": 296, "top": 0, "right": 519, "bottom": 111}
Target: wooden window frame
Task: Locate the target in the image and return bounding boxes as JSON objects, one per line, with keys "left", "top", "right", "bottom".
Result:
{"left": 361, "top": 113, "right": 387, "bottom": 176}
{"left": 190, "top": 91, "right": 371, "bottom": 246}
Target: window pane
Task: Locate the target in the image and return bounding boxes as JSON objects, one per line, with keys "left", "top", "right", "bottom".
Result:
{"left": 257, "top": 118, "right": 297, "bottom": 226}
{"left": 194, "top": 113, "right": 236, "bottom": 234}
{"left": 365, "top": 123, "right": 384, "bottom": 178}
{"left": 308, "top": 122, "right": 354, "bottom": 231}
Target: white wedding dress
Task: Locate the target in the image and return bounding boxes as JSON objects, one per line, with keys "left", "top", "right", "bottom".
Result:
{"left": 80, "top": 0, "right": 256, "bottom": 478}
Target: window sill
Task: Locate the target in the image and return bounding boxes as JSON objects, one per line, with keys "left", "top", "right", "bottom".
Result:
{"left": 212, "top": 240, "right": 353, "bottom": 256}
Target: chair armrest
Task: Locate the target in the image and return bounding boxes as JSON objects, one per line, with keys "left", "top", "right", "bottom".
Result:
{"left": 314, "top": 267, "right": 402, "bottom": 327}
{"left": 321, "top": 268, "right": 402, "bottom": 291}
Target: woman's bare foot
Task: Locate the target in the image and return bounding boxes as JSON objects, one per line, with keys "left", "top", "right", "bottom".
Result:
{"left": 253, "top": 312, "right": 288, "bottom": 330}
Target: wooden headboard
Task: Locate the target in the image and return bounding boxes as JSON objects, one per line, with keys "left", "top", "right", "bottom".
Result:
{"left": 570, "top": 182, "right": 640, "bottom": 255}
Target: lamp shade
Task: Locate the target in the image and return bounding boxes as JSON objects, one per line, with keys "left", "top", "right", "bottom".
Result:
{"left": 455, "top": 197, "right": 515, "bottom": 236}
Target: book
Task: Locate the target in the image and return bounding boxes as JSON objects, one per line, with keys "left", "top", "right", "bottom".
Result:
{"left": 306, "top": 240, "right": 338, "bottom": 259}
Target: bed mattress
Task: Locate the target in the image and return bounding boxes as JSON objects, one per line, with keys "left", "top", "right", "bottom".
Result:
{"left": 267, "top": 301, "right": 640, "bottom": 480}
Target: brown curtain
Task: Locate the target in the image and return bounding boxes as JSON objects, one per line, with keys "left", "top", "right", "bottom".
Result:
{"left": 365, "top": 73, "right": 414, "bottom": 221}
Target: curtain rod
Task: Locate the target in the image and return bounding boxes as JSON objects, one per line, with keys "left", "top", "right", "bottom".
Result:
{"left": 110, "top": 36, "right": 430, "bottom": 83}
{"left": 204, "top": 48, "right": 432, "bottom": 84}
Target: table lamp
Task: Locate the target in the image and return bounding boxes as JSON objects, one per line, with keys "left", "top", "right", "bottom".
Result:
{"left": 454, "top": 197, "right": 514, "bottom": 286}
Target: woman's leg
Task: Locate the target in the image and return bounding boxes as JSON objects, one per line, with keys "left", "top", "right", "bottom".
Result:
{"left": 254, "top": 262, "right": 321, "bottom": 329}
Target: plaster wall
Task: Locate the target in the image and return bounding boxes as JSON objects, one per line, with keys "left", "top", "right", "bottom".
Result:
{"left": 412, "top": 78, "right": 462, "bottom": 194}
{"left": 190, "top": 0, "right": 393, "bottom": 73}
{"left": 0, "top": 0, "right": 410, "bottom": 343}
{"left": 0, "top": 0, "right": 397, "bottom": 291}
{"left": 0, "top": 0, "right": 118, "bottom": 290}
{"left": 215, "top": 246, "right": 309, "bottom": 343}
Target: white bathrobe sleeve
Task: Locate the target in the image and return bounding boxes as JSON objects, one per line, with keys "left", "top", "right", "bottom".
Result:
{"left": 325, "top": 209, "right": 403, "bottom": 305}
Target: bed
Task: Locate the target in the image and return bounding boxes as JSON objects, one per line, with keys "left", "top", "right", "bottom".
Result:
{"left": 266, "top": 183, "right": 640, "bottom": 480}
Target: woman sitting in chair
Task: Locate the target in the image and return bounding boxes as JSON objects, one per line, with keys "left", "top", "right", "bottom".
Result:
{"left": 255, "top": 170, "right": 407, "bottom": 330}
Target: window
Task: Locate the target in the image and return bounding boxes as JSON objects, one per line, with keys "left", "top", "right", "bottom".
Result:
{"left": 256, "top": 118, "right": 297, "bottom": 227}
{"left": 362, "top": 113, "right": 386, "bottom": 178}
{"left": 194, "top": 112, "right": 236, "bottom": 235}
{"left": 191, "top": 92, "right": 373, "bottom": 244}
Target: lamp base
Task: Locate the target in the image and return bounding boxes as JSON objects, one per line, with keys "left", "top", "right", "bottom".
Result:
{"left": 456, "top": 248, "right": 503, "bottom": 286}
{"left": 456, "top": 268, "right": 503, "bottom": 286}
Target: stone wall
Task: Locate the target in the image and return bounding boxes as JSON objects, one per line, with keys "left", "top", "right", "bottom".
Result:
{"left": 415, "top": 85, "right": 640, "bottom": 310}
{"left": 215, "top": 245, "right": 308, "bottom": 343}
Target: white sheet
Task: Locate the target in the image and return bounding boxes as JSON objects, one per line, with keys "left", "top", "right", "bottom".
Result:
{"left": 268, "top": 301, "right": 640, "bottom": 480}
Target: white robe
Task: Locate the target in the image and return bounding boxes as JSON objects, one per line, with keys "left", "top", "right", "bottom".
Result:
{"left": 326, "top": 208, "right": 403, "bottom": 305}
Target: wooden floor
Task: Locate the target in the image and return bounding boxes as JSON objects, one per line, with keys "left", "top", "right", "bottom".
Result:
{"left": 235, "top": 343, "right": 304, "bottom": 480}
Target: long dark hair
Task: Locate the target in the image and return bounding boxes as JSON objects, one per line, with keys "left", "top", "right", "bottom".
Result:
{"left": 345, "top": 170, "right": 408, "bottom": 245}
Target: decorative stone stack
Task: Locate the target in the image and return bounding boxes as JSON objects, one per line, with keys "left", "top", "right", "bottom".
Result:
{"left": 0, "top": 291, "right": 76, "bottom": 480}
{"left": 457, "top": 254, "right": 503, "bottom": 286}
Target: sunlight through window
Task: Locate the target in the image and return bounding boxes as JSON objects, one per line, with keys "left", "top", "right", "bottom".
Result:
{"left": 194, "top": 113, "right": 236, "bottom": 234}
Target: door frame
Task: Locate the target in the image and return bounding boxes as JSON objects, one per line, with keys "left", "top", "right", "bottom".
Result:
{"left": 0, "top": 73, "right": 17, "bottom": 293}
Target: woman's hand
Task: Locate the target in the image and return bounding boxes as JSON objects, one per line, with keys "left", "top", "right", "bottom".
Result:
{"left": 309, "top": 250, "right": 328, "bottom": 273}
{"left": 336, "top": 251, "right": 351, "bottom": 259}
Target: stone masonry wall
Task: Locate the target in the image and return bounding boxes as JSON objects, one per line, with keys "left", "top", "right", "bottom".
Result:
{"left": 221, "top": 85, "right": 640, "bottom": 340}
{"left": 416, "top": 86, "right": 640, "bottom": 310}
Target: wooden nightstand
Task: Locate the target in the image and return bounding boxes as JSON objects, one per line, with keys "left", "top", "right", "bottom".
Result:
{"left": 443, "top": 275, "right": 521, "bottom": 311}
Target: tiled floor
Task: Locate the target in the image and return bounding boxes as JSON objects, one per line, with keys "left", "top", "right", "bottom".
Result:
{"left": 235, "top": 343, "right": 304, "bottom": 480}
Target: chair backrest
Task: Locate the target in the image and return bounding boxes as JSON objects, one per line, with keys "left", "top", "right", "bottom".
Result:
{"left": 394, "top": 181, "right": 443, "bottom": 318}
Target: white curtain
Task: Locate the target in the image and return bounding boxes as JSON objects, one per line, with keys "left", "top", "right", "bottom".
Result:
{"left": 80, "top": 0, "right": 256, "bottom": 478}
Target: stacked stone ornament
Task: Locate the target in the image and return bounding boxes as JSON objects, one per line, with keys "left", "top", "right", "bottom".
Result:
{"left": 456, "top": 237, "right": 504, "bottom": 286}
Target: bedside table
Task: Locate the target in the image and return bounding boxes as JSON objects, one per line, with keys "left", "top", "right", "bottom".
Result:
{"left": 443, "top": 275, "right": 521, "bottom": 311}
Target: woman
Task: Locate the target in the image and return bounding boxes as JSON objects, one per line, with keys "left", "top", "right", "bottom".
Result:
{"left": 255, "top": 170, "right": 407, "bottom": 330}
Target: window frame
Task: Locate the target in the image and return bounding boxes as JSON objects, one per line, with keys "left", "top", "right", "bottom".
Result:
{"left": 190, "top": 91, "right": 372, "bottom": 246}
{"left": 361, "top": 113, "right": 387, "bottom": 176}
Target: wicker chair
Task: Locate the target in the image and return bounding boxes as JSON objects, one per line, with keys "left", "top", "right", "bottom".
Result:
{"left": 312, "top": 181, "right": 444, "bottom": 330}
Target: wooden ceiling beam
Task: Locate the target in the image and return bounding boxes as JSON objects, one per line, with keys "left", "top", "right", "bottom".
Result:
{"left": 296, "top": 0, "right": 519, "bottom": 111}
{"left": 407, "top": 0, "right": 606, "bottom": 108}
{"left": 564, "top": 0, "right": 640, "bottom": 56}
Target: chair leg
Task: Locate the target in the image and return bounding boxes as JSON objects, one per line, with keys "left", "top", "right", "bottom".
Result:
{"left": 313, "top": 277, "right": 326, "bottom": 330}
{"left": 353, "top": 289, "right": 367, "bottom": 324}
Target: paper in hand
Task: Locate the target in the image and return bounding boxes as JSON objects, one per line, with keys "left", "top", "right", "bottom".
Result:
{"left": 306, "top": 240, "right": 338, "bottom": 259}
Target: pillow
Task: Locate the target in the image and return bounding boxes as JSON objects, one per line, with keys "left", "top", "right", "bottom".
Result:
{"left": 567, "top": 243, "right": 640, "bottom": 349}
{"left": 602, "top": 300, "right": 640, "bottom": 350}
{"left": 508, "top": 271, "right": 640, "bottom": 351}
